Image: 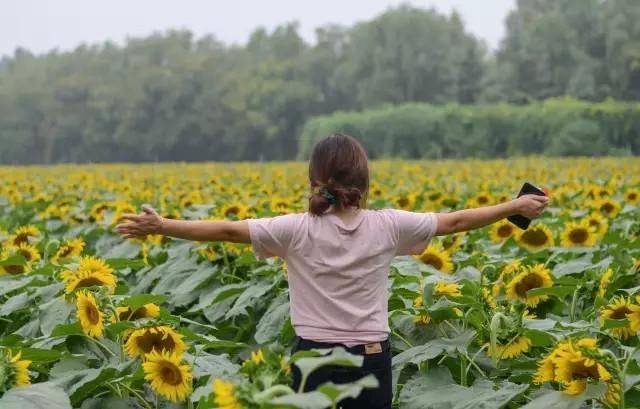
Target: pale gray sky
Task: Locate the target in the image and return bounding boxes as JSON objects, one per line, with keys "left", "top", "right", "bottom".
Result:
{"left": 2, "top": 0, "right": 515, "bottom": 57}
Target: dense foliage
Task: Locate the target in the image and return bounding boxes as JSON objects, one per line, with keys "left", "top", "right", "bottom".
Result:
{"left": 1, "top": 0, "right": 640, "bottom": 164}
{"left": 299, "top": 98, "right": 640, "bottom": 159}
{"left": 1, "top": 159, "right": 640, "bottom": 408}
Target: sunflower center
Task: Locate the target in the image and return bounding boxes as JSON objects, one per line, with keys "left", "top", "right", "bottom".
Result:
{"left": 75, "top": 277, "right": 107, "bottom": 288}
{"left": 59, "top": 246, "right": 73, "bottom": 257}
{"left": 628, "top": 193, "right": 638, "bottom": 201}
{"left": 601, "top": 203, "right": 614, "bottom": 214}
{"left": 521, "top": 229, "right": 549, "bottom": 246}
{"left": 397, "top": 197, "right": 409, "bottom": 207}
{"left": 570, "top": 360, "right": 600, "bottom": 380}
{"left": 477, "top": 196, "right": 489, "bottom": 205}
{"left": 119, "top": 306, "right": 148, "bottom": 321}
{"left": 225, "top": 206, "right": 239, "bottom": 217}
{"left": 568, "top": 228, "right": 589, "bottom": 244}
{"left": 5, "top": 264, "right": 25, "bottom": 275}
{"left": 610, "top": 306, "right": 632, "bottom": 320}
{"left": 421, "top": 254, "right": 443, "bottom": 270}
{"left": 19, "top": 249, "right": 34, "bottom": 261}
{"left": 136, "top": 330, "right": 176, "bottom": 354}
{"left": 514, "top": 273, "right": 543, "bottom": 298}
{"left": 498, "top": 224, "right": 513, "bottom": 238}
{"left": 85, "top": 304, "right": 101, "bottom": 325}
{"left": 159, "top": 362, "right": 183, "bottom": 386}
{"left": 13, "top": 234, "right": 29, "bottom": 246}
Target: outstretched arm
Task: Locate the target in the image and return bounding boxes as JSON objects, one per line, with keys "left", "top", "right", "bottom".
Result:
{"left": 435, "top": 194, "right": 548, "bottom": 236}
{"left": 116, "top": 205, "right": 250, "bottom": 243}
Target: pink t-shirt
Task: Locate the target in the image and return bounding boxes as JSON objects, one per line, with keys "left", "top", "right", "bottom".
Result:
{"left": 247, "top": 209, "right": 438, "bottom": 346}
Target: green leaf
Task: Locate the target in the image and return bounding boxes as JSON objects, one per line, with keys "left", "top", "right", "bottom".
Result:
{"left": 17, "top": 347, "right": 63, "bottom": 363}
{"left": 101, "top": 240, "right": 141, "bottom": 259}
{"left": 40, "top": 298, "right": 75, "bottom": 336}
{"left": 527, "top": 286, "right": 576, "bottom": 298}
{"left": 0, "top": 276, "right": 34, "bottom": 297}
{"left": 0, "top": 253, "right": 27, "bottom": 266}
{"left": 51, "top": 322, "right": 84, "bottom": 337}
{"left": 552, "top": 257, "right": 593, "bottom": 277}
{"left": 0, "top": 382, "right": 72, "bottom": 409}
{"left": 521, "top": 383, "right": 607, "bottom": 409}
{"left": 392, "top": 330, "right": 476, "bottom": 369}
{"left": 0, "top": 292, "right": 31, "bottom": 316}
{"left": 225, "top": 280, "right": 274, "bottom": 318}
{"left": 399, "top": 367, "right": 528, "bottom": 409}
{"left": 317, "top": 375, "right": 379, "bottom": 404}
{"left": 106, "top": 258, "right": 146, "bottom": 270}
{"left": 602, "top": 319, "right": 630, "bottom": 330}
{"left": 292, "top": 347, "right": 364, "bottom": 382}
{"left": 120, "top": 294, "right": 167, "bottom": 311}
{"left": 267, "top": 391, "right": 331, "bottom": 409}
{"left": 255, "top": 293, "right": 290, "bottom": 344}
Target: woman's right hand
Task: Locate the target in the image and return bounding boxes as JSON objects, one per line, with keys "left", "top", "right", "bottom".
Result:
{"left": 116, "top": 205, "right": 164, "bottom": 239}
{"left": 513, "top": 194, "right": 549, "bottom": 219}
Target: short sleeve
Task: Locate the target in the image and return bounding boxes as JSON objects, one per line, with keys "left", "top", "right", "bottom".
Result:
{"left": 247, "top": 214, "right": 301, "bottom": 259}
{"left": 391, "top": 210, "right": 438, "bottom": 256}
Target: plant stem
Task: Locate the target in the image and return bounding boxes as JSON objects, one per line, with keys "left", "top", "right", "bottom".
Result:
{"left": 117, "top": 382, "right": 153, "bottom": 409}
{"left": 569, "top": 286, "right": 581, "bottom": 322}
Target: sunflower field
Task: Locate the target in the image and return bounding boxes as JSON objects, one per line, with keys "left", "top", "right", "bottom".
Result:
{"left": 1, "top": 158, "right": 640, "bottom": 409}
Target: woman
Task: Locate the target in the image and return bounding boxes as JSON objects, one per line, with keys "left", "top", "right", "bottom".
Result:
{"left": 116, "top": 134, "right": 548, "bottom": 409}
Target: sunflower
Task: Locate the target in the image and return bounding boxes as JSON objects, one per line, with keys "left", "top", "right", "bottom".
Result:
{"left": 0, "top": 245, "right": 38, "bottom": 276}
{"left": 61, "top": 256, "right": 117, "bottom": 294}
{"left": 599, "top": 297, "right": 635, "bottom": 339}
{"left": 115, "top": 303, "right": 161, "bottom": 321}
{"left": 125, "top": 326, "right": 186, "bottom": 358}
{"left": 553, "top": 341, "right": 619, "bottom": 405}
{"left": 213, "top": 379, "right": 243, "bottom": 409}
{"left": 585, "top": 212, "right": 608, "bottom": 239}
{"left": 199, "top": 246, "right": 219, "bottom": 262}
{"left": 434, "top": 282, "right": 462, "bottom": 297}
{"left": 482, "top": 287, "right": 498, "bottom": 310}
{"left": 440, "top": 233, "right": 464, "bottom": 253}
{"left": 415, "top": 244, "right": 453, "bottom": 273}
{"left": 589, "top": 198, "right": 621, "bottom": 218}
{"left": 76, "top": 291, "right": 104, "bottom": 338}
{"left": 515, "top": 223, "right": 554, "bottom": 252}
{"left": 89, "top": 203, "right": 111, "bottom": 222}
{"left": 625, "top": 188, "right": 640, "bottom": 205}
{"left": 597, "top": 269, "right": 613, "bottom": 298}
{"left": 490, "top": 220, "right": 515, "bottom": 242}
{"left": 505, "top": 264, "right": 553, "bottom": 307}
{"left": 6, "top": 225, "right": 40, "bottom": 246}
{"left": 466, "top": 191, "right": 494, "bottom": 208}
{"left": 270, "top": 197, "right": 291, "bottom": 214}
{"left": 393, "top": 193, "right": 417, "bottom": 210}
{"left": 250, "top": 349, "right": 265, "bottom": 365}
{"left": 487, "top": 336, "right": 531, "bottom": 360}
{"left": 1, "top": 350, "right": 31, "bottom": 389}
{"left": 219, "top": 203, "right": 248, "bottom": 220}
{"left": 51, "top": 238, "right": 85, "bottom": 263}
{"left": 413, "top": 284, "right": 463, "bottom": 325}
{"left": 560, "top": 220, "right": 598, "bottom": 248}
{"left": 143, "top": 350, "right": 192, "bottom": 402}
{"left": 626, "top": 295, "right": 640, "bottom": 333}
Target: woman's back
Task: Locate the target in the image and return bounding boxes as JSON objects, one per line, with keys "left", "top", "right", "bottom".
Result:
{"left": 248, "top": 208, "right": 437, "bottom": 345}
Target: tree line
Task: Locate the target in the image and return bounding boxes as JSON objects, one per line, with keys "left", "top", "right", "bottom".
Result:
{"left": 1, "top": 0, "right": 639, "bottom": 164}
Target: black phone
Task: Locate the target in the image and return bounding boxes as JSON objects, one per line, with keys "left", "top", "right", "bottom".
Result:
{"left": 507, "top": 182, "right": 547, "bottom": 230}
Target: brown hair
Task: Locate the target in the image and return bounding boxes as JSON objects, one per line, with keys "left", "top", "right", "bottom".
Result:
{"left": 308, "top": 133, "right": 369, "bottom": 215}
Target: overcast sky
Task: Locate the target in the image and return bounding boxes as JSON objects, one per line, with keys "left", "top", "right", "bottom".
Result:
{"left": 2, "top": 0, "right": 515, "bottom": 57}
